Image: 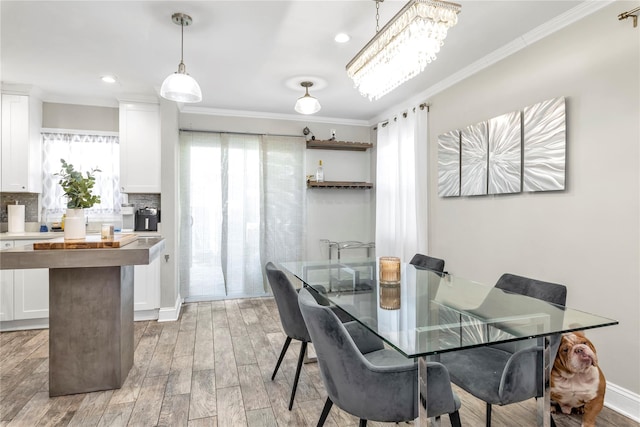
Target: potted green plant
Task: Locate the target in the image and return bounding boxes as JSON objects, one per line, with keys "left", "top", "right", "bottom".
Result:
{"left": 56, "top": 159, "right": 101, "bottom": 240}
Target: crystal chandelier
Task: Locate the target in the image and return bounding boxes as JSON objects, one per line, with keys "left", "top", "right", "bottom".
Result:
{"left": 346, "top": 0, "right": 461, "bottom": 101}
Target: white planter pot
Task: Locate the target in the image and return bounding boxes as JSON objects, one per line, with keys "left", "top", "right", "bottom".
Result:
{"left": 64, "top": 208, "right": 86, "bottom": 241}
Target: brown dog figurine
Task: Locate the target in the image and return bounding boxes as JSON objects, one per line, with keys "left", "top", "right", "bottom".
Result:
{"left": 550, "top": 331, "right": 606, "bottom": 427}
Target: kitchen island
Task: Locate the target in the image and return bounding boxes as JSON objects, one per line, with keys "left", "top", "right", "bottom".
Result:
{"left": 0, "top": 236, "right": 164, "bottom": 396}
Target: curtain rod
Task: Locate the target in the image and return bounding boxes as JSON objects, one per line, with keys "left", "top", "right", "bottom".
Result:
{"left": 372, "top": 103, "right": 430, "bottom": 131}
{"left": 179, "top": 128, "right": 303, "bottom": 139}
{"left": 618, "top": 6, "right": 640, "bottom": 27}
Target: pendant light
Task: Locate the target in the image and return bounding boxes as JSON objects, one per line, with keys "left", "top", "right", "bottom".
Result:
{"left": 161, "top": 13, "right": 202, "bottom": 103}
{"left": 294, "top": 82, "right": 321, "bottom": 115}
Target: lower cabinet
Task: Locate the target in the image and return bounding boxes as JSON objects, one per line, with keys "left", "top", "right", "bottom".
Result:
{"left": 134, "top": 255, "right": 161, "bottom": 314}
{"left": 14, "top": 239, "right": 49, "bottom": 320}
{"left": 14, "top": 267, "right": 49, "bottom": 320}
{"left": 2, "top": 239, "right": 49, "bottom": 322}
{"left": 0, "top": 241, "right": 15, "bottom": 321}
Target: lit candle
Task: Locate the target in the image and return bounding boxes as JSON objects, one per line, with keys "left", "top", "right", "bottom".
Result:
{"left": 101, "top": 224, "right": 114, "bottom": 239}
{"left": 379, "top": 256, "right": 401, "bottom": 283}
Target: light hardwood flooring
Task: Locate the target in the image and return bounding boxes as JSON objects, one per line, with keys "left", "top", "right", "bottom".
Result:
{"left": 0, "top": 298, "right": 637, "bottom": 427}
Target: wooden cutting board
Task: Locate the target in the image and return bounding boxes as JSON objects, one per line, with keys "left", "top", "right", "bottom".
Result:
{"left": 33, "top": 233, "right": 138, "bottom": 250}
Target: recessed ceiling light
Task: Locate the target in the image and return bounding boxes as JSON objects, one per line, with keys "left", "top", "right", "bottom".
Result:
{"left": 334, "top": 33, "right": 350, "bottom": 43}
{"left": 101, "top": 75, "right": 117, "bottom": 84}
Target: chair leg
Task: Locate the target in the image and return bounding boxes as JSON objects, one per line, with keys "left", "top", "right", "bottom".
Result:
{"left": 486, "top": 402, "right": 492, "bottom": 427}
{"left": 317, "top": 397, "right": 333, "bottom": 427}
{"left": 271, "top": 336, "right": 292, "bottom": 380}
{"left": 449, "top": 410, "right": 462, "bottom": 427}
{"left": 359, "top": 420, "right": 367, "bottom": 427}
{"left": 288, "top": 341, "right": 307, "bottom": 410}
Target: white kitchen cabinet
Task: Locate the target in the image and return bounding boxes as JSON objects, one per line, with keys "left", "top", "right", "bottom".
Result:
{"left": 134, "top": 255, "right": 160, "bottom": 312}
{"left": 0, "top": 241, "right": 15, "bottom": 321}
{"left": 0, "top": 239, "right": 49, "bottom": 322}
{"left": 13, "top": 240, "right": 49, "bottom": 320}
{"left": 119, "top": 102, "right": 161, "bottom": 193}
{"left": 0, "top": 93, "right": 43, "bottom": 192}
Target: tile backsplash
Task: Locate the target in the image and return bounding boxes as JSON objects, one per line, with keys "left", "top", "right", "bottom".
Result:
{"left": 127, "top": 193, "right": 161, "bottom": 210}
{"left": 0, "top": 193, "right": 39, "bottom": 222}
{"left": 0, "top": 192, "right": 161, "bottom": 229}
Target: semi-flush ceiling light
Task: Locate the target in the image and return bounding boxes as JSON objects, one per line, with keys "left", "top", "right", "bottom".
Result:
{"left": 294, "top": 82, "right": 321, "bottom": 115}
{"left": 346, "top": 0, "right": 461, "bottom": 101}
{"left": 160, "top": 12, "right": 202, "bottom": 103}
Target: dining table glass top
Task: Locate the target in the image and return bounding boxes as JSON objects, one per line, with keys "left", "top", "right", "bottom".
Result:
{"left": 280, "top": 259, "right": 618, "bottom": 358}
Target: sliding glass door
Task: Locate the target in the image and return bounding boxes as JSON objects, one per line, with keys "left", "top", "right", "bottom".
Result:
{"left": 179, "top": 131, "right": 305, "bottom": 301}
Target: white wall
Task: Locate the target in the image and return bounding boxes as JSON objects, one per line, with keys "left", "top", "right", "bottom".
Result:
{"left": 178, "top": 113, "right": 375, "bottom": 260}
{"left": 426, "top": 2, "right": 639, "bottom": 400}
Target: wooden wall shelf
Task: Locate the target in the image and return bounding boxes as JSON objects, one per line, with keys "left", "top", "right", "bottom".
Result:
{"left": 306, "top": 140, "right": 372, "bottom": 151}
{"left": 307, "top": 181, "right": 373, "bottom": 189}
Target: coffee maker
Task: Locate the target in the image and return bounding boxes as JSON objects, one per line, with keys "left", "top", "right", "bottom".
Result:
{"left": 135, "top": 207, "right": 160, "bottom": 231}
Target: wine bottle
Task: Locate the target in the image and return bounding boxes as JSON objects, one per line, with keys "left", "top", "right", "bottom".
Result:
{"left": 316, "top": 160, "right": 324, "bottom": 182}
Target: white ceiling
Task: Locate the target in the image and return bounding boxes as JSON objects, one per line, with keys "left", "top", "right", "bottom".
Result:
{"left": 1, "top": 1, "right": 594, "bottom": 124}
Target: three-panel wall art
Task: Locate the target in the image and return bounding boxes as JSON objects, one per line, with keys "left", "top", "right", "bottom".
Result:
{"left": 437, "top": 97, "right": 566, "bottom": 197}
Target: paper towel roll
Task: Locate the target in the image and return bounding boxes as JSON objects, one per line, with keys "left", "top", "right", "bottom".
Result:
{"left": 8, "top": 205, "right": 25, "bottom": 233}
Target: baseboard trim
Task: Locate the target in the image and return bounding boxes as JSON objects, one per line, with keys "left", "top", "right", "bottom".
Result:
{"left": 0, "top": 318, "right": 49, "bottom": 332}
{"left": 157, "top": 293, "right": 182, "bottom": 322}
{"left": 605, "top": 382, "right": 640, "bottom": 422}
{"left": 134, "top": 309, "right": 159, "bottom": 322}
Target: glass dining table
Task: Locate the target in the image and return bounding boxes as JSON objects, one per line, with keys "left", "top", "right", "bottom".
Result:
{"left": 280, "top": 258, "right": 619, "bottom": 427}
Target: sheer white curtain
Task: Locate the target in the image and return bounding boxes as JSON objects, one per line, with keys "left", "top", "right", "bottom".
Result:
{"left": 375, "top": 107, "right": 429, "bottom": 260}
{"left": 41, "top": 131, "right": 120, "bottom": 221}
{"left": 261, "top": 135, "right": 307, "bottom": 266}
{"left": 179, "top": 131, "right": 305, "bottom": 300}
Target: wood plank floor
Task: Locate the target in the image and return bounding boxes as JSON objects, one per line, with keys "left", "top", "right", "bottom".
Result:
{"left": 0, "top": 298, "right": 637, "bottom": 427}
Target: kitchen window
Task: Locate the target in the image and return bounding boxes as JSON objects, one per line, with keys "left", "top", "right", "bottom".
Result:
{"left": 41, "top": 130, "right": 120, "bottom": 223}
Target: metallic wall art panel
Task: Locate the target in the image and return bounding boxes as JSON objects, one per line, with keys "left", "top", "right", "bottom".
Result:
{"left": 488, "top": 111, "right": 521, "bottom": 194}
{"left": 460, "top": 121, "right": 488, "bottom": 196}
{"left": 437, "top": 130, "right": 461, "bottom": 197}
{"left": 523, "top": 97, "right": 566, "bottom": 191}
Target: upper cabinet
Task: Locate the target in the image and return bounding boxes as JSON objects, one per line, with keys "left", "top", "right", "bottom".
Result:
{"left": 119, "top": 102, "right": 161, "bottom": 193}
{"left": 1, "top": 93, "right": 42, "bottom": 193}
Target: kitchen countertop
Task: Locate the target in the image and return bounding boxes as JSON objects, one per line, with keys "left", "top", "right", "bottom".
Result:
{"left": 0, "top": 236, "right": 165, "bottom": 269}
{"left": 0, "top": 231, "right": 162, "bottom": 241}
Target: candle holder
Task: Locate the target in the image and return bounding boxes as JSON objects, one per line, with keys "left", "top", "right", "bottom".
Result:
{"left": 101, "top": 224, "right": 114, "bottom": 239}
{"left": 380, "top": 282, "right": 401, "bottom": 310}
{"left": 379, "top": 256, "right": 401, "bottom": 283}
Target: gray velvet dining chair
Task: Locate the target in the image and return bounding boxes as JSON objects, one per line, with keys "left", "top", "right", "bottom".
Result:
{"left": 298, "top": 286, "right": 462, "bottom": 427}
{"left": 264, "top": 262, "right": 312, "bottom": 411}
{"left": 409, "top": 253, "right": 446, "bottom": 274}
{"left": 439, "top": 273, "right": 567, "bottom": 427}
